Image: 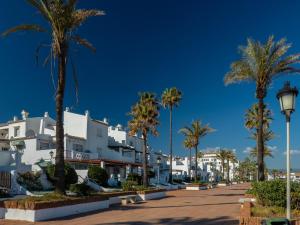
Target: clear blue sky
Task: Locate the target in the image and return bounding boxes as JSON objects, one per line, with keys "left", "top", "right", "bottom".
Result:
{"left": 1, "top": 0, "right": 300, "bottom": 169}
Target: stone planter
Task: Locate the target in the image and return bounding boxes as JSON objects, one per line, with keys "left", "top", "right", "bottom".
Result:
{"left": 186, "top": 184, "right": 208, "bottom": 190}
{"left": 99, "top": 191, "right": 136, "bottom": 205}
{"left": 217, "top": 183, "right": 229, "bottom": 187}
{"left": 1, "top": 196, "right": 109, "bottom": 222}
{"left": 136, "top": 189, "right": 166, "bottom": 201}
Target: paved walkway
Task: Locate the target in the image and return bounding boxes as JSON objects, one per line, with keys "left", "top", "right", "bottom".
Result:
{"left": 1, "top": 183, "right": 249, "bottom": 225}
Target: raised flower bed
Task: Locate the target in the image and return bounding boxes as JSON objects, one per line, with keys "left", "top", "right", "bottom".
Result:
{"left": 100, "top": 191, "right": 136, "bottom": 205}
{"left": 186, "top": 183, "right": 208, "bottom": 190}
{"left": 0, "top": 194, "right": 109, "bottom": 222}
{"left": 136, "top": 189, "right": 166, "bottom": 201}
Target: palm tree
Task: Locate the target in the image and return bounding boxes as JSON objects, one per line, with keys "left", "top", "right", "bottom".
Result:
{"left": 128, "top": 92, "right": 160, "bottom": 187}
{"left": 245, "top": 103, "right": 272, "bottom": 130}
{"left": 216, "top": 149, "right": 228, "bottom": 180}
{"left": 183, "top": 137, "right": 193, "bottom": 180}
{"left": 3, "top": 0, "right": 104, "bottom": 194}
{"left": 179, "top": 120, "right": 214, "bottom": 182}
{"left": 226, "top": 150, "right": 236, "bottom": 183}
{"left": 162, "top": 87, "right": 182, "bottom": 183}
{"left": 224, "top": 36, "right": 300, "bottom": 181}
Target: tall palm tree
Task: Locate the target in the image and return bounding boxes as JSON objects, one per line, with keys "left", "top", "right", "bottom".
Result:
{"left": 162, "top": 87, "right": 182, "bottom": 183}
{"left": 224, "top": 36, "right": 300, "bottom": 181}
{"left": 128, "top": 92, "right": 160, "bottom": 187}
{"left": 245, "top": 103, "right": 272, "bottom": 130}
{"left": 179, "top": 120, "right": 214, "bottom": 182}
{"left": 183, "top": 137, "right": 193, "bottom": 179}
{"left": 216, "top": 149, "right": 229, "bottom": 181}
{"left": 3, "top": 0, "right": 104, "bottom": 194}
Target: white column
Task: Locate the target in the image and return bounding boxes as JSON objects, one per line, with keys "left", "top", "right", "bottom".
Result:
{"left": 100, "top": 161, "right": 105, "bottom": 169}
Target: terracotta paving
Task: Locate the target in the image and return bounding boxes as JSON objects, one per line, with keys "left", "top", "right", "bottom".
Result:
{"left": 0, "top": 183, "right": 250, "bottom": 225}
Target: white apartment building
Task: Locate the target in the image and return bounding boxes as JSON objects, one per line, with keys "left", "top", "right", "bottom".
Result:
{"left": 0, "top": 109, "right": 165, "bottom": 190}
{"left": 171, "top": 150, "right": 239, "bottom": 182}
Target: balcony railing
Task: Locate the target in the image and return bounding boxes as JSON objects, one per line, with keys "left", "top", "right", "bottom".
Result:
{"left": 65, "top": 150, "right": 99, "bottom": 161}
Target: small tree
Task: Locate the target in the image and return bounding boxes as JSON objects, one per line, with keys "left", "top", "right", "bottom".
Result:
{"left": 47, "top": 163, "right": 78, "bottom": 189}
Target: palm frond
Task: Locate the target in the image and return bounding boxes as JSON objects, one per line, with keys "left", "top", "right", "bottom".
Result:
{"left": 2, "top": 24, "right": 46, "bottom": 37}
{"left": 71, "top": 35, "right": 96, "bottom": 52}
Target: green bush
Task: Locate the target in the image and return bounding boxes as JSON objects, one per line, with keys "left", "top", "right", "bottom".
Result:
{"left": 147, "top": 170, "right": 155, "bottom": 179}
{"left": 87, "top": 165, "right": 108, "bottom": 186}
{"left": 69, "top": 183, "right": 93, "bottom": 196}
{"left": 250, "top": 180, "right": 300, "bottom": 209}
{"left": 127, "top": 173, "right": 142, "bottom": 185}
{"left": 173, "top": 178, "right": 183, "bottom": 184}
{"left": 17, "top": 171, "right": 43, "bottom": 191}
{"left": 122, "top": 181, "right": 138, "bottom": 191}
{"left": 46, "top": 163, "right": 78, "bottom": 189}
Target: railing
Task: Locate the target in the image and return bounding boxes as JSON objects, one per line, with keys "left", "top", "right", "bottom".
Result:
{"left": 65, "top": 150, "right": 99, "bottom": 160}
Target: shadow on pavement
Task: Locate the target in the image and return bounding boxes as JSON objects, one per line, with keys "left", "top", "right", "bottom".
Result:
{"left": 97, "top": 216, "right": 238, "bottom": 225}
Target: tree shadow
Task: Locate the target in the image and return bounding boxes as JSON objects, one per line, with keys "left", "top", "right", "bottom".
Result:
{"left": 94, "top": 216, "right": 238, "bottom": 225}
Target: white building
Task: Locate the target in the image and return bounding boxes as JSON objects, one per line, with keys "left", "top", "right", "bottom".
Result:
{"left": 171, "top": 150, "right": 239, "bottom": 182}
{"left": 0, "top": 109, "right": 167, "bottom": 191}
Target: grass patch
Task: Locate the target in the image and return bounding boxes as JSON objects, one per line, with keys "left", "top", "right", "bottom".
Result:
{"left": 252, "top": 204, "right": 300, "bottom": 218}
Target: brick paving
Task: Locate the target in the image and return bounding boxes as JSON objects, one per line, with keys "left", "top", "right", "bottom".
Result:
{"left": 0, "top": 183, "right": 250, "bottom": 225}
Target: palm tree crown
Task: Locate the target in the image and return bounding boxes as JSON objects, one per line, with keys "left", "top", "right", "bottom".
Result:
{"left": 161, "top": 87, "right": 182, "bottom": 109}
{"left": 245, "top": 103, "right": 272, "bottom": 130}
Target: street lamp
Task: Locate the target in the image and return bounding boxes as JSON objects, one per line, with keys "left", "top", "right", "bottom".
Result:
{"left": 277, "top": 81, "right": 298, "bottom": 220}
{"left": 157, "top": 156, "right": 161, "bottom": 185}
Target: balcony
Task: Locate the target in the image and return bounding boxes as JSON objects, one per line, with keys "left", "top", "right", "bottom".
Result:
{"left": 65, "top": 150, "right": 99, "bottom": 161}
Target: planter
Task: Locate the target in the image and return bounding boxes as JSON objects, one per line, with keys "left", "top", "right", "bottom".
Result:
{"left": 136, "top": 189, "right": 166, "bottom": 201}
{"left": 100, "top": 191, "right": 136, "bottom": 205}
{"left": 2, "top": 196, "right": 109, "bottom": 222}
{"left": 217, "top": 183, "right": 229, "bottom": 187}
{"left": 186, "top": 184, "right": 208, "bottom": 191}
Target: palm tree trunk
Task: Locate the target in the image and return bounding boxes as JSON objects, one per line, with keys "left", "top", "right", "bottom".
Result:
{"left": 142, "top": 133, "right": 148, "bottom": 187}
{"left": 227, "top": 160, "right": 230, "bottom": 183}
{"left": 222, "top": 161, "right": 225, "bottom": 180}
{"left": 257, "top": 98, "right": 265, "bottom": 181}
{"left": 169, "top": 107, "right": 173, "bottom": 183}
{"left": 195, "top": 145, "right": 198, "bottom": 182}
{"left": 189, "top": 149, "right": 192, "bottom": 180}
{"left": 54, "top": 44, "right": 67, "bottom": 194}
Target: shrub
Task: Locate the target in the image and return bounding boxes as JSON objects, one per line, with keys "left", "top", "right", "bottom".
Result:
{"left": 17, "top": 171, "right": 43, "bottom": 191}
{"left": 46, "top": 163, "right": 78, "bottom": 189}
{"left": 250, "top": 180, "right": 300, "bottom": 210}
{"left": 173, "top": 179, "right": 183, "bottom": 184}
{"left": 69, "top": 183, "right": 93, "bottom": 196}
{"left": 87, "top": 165, "right": 108, "bottom": 186}
{"left": 147, "top": 170, "right": 155, "bottom": 179}
{"left": 127, "top": 173, "right": 142, "bottom": 185}
{"left": 122, "top": 181, "right": 138, "bottom": 191}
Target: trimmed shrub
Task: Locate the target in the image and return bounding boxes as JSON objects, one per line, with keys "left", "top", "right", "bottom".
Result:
{"left": 127, "top": 173, "right": 142, "bottom": 185}
{"left": 173, "top": 178, "right": 183, "bottom": 184}
{"left": 17, "top": 171, "right": 43, "bottom": 191}
{"left": 249, "top": 180, "right": 300, "bottom": 209}
{"left": 87, "top": 165, "right": 108, "bottom": 186}
{"left": 69, "top": 183, "right": 93, "bottom": 196}
{"left": 46, "top": 163, "right": 78, "bottom": 189}
{"left": 122, "top": 181, "right": 138, "bottom": 191}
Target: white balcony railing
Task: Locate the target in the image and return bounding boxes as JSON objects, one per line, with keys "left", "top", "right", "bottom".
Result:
{"left": 65, "top": 150, "right": 99, "bottom": 161}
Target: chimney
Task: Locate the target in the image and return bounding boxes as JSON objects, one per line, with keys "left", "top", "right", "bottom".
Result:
{"left": 103, "top": 118, "right": 108, "bottom": 124}
{"left": 13, "top": 116, "right": 18, "bottom": 122}
{"left": 44, "top": 112, "right": 49, "bottom": 118}
{"left": 85, "top": 110, "right": 90, "bottom": 117}
{"left": 21, "top": 110, "right": 29, "bottom": 120}
{"left": 65, "top": 107, "right": 70, "bottom": 112}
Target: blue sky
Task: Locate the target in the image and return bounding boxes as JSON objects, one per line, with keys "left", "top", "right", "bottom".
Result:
{"left": 1, "top": 0, "right": 300, "bottom": 169}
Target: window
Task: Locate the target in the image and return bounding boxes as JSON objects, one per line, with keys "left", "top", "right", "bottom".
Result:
{"left": 122, "top": 140, "right": 126, "bottom": 145}
{"left": 1, "top": 147, "right": 9, "bottom": 151}
{"left": 129, "top": 141, "right": 134, "bottom": 147}
{"left": 39, "top": 141, "right": 50, "bottom": 150}
{"left": 97, "top": 128, "right": 102, "bottom": 137}
{"left": 73, "top": 144, "right": 83, "bottom": 152}
{"left": 14, "top": 127, "right": 20, "bottom": 137}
